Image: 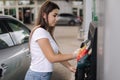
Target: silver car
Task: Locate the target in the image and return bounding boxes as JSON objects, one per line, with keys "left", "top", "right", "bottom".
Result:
{"left": 0, "top": 15, "right": 31, "bottom": 80}
{"left": 56, "top": 13, "right": 82, "bottom": 26}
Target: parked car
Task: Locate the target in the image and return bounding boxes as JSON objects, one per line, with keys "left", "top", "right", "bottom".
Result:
{"left": 0, "top": 15, "right": 31, "bottom": 80}
{"left": 56, "top": 13, "right": 82, "bottom": 26}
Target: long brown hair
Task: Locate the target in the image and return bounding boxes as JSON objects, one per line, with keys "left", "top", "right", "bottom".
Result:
{"left": 36, "top": 0, "right": 59, "bottom": 31}
{"left": 29, "top": 1, "right": 60, "bottom": 49}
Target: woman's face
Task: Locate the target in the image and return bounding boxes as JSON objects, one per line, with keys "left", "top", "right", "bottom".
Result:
{"left": 47, "top": 9, "right": 59, "bottom": 27}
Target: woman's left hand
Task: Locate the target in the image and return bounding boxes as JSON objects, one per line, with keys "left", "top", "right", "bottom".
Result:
{"left": 68, "top": 66, "right": 76, "bottom": 73}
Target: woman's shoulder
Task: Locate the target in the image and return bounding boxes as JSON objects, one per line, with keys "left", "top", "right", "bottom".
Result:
{"left": 35, "top": 27, "right": 47, "bottom": 33}
{"left": 32, "top": 25, "right": 47, "bottom": 33}
{"left": 31, "top": 26, "right": 49, "bottom": 40}
{"left": 32, "top": 27, "right": 48, "bottom": 36}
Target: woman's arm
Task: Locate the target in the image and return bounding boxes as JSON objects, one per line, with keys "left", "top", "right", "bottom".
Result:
{"left": 58, "top": 51, "right": 76, "bottom": 73}
{"left": 60, "top": 61, "right": 76, "bottom": 73}
{"left": 37, "top": 38, "right": 76, "bottom": 63}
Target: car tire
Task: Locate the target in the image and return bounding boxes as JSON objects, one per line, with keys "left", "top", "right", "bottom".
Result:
{"left": 69, "top": 20, "right": 75, "bottom": 26}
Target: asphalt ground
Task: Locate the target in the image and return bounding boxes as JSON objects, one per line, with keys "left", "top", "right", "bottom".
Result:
{"left": 26, "top": 24, "right": 82, "bottom": 80}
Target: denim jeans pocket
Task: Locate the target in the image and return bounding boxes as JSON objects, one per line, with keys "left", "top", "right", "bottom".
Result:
{"left": 41, "top": 72, "right": 52, "bottom": 80}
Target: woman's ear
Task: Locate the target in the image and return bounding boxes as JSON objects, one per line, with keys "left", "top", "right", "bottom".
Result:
{"left": 43, "top": 13, "right": 47, "bottom": 19}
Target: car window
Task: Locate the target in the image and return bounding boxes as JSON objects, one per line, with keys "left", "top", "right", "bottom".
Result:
{"left": 59, "top": 14, "right": 69, "bottom": 17}
{"left": 59, "top": 13, "right": 75, "bottom": 18}
{"left": 7, "top": 20, "right": 30, "bottom": 45}
{"left": 0, "top": 28, "right": 2, "bottom": 34}
{"left": 0, "top": 21, "right": 14, "bottom": 49}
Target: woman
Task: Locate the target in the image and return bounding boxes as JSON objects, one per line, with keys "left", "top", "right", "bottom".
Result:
{"left": 25, "top": 1, "right": 80, "bottom": 80}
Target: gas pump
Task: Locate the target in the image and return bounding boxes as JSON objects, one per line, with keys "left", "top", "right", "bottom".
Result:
{"left": 75, "top": 22, "right": 97, "bottom": 80}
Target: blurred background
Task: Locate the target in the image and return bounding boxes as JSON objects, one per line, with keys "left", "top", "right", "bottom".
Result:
{"left": 0, "top": 0, "right": 83, "bottom": 25}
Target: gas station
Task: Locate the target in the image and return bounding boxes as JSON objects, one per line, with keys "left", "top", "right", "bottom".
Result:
{"left": 0, "top": 0, "right": 120, "bottom": 80}
{"left": 0, "top": 0, "right": 83, "bottom": 24}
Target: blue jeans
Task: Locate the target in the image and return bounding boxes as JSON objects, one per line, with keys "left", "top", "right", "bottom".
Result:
{"left": 24, "top": 69, "right": 52, "bottom": 80}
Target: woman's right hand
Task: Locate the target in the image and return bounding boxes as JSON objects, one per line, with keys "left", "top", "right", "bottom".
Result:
{"left": 73, "top": 48, "right": 81, "bottom": 58}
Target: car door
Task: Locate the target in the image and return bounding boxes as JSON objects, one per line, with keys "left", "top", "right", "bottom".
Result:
{"left": 0, "top": 20, "right": 16, "bottom": 80}
{"left": 57, "top": 14, "right": 69, "bottom": 24}
{"left": 0, "top": 18, "right": 31, "bottom": 80}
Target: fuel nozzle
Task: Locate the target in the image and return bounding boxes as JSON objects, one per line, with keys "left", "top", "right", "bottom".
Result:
{"left": 77, "top": 40, "right": 91, "bottom": 61}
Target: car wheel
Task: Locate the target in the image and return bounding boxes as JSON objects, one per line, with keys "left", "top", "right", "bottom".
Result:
{"left": 69, "top": 20, "right": 75, "bottom": 26}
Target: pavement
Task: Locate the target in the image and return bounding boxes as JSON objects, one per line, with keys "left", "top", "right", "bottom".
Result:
{"left": 26, "top": 24, "right": 83, "bottom": 80}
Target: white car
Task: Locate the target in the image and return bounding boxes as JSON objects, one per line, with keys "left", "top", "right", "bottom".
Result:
{"left": 0, "top": 15, "right": 31, "bottom": 80}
